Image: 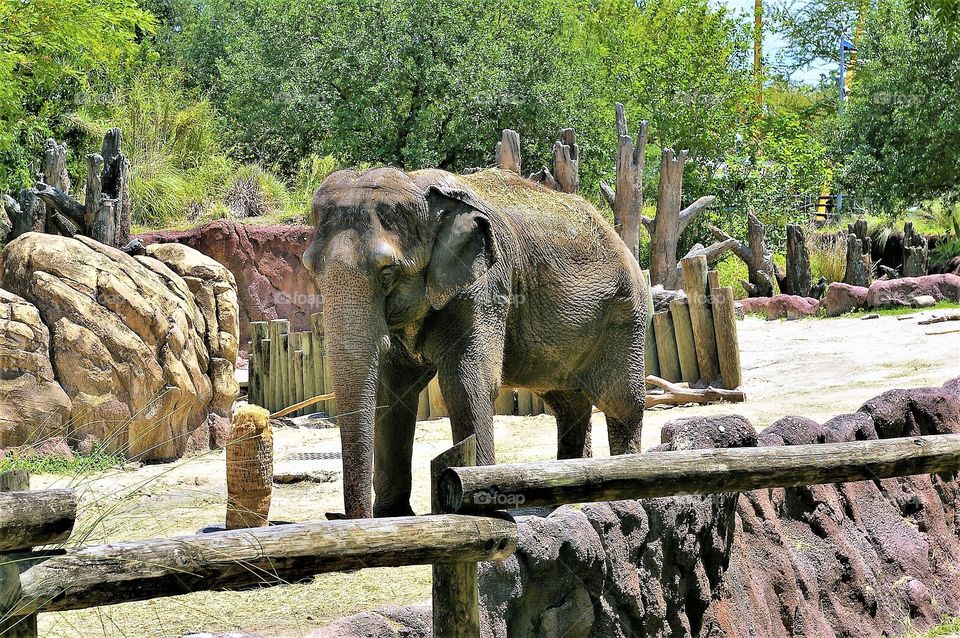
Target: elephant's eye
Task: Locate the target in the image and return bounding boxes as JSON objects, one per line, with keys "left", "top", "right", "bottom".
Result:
{"left": 380, "top": 264, "right": 400, "bottom": 285}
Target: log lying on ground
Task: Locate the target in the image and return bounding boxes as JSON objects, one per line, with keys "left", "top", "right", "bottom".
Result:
{"left": 15, "top": 514, "right": 517, "bottom": 615}
{"left": 709, "top": 211, "right": 776, "bottom": 297}
{"left": 0, "top": 489, "right": 76, "bottom": 552}
{"left": 437, "top": 433, "right": 960, "bottom": 514}
{"left": 643, "top": 375, "right": 745, "bottom": 408}
{"left": 918, "top": 314, "right": 960, "bottom": 325}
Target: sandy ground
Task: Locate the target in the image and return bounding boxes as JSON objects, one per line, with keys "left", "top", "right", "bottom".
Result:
{"left": 33, "top": 310, "right": 960, "bottom": 638}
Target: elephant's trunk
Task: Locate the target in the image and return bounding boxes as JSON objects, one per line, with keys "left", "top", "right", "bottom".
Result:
{"left": 321, "top": 265, "right": 387, "bottom": 519}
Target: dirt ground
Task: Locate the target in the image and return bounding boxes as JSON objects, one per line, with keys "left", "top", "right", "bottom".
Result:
{"left": 34, "top": 310, "right": 960, "bottom": 638}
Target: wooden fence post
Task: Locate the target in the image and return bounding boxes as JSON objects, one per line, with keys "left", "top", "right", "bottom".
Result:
{"left": 250, "top": 322, "right": 269, "bottom": 407}
{"left": 1, "top": 471, "right": 37, "bottom": 638}
{"left": 301, "top": 336, "right": 316, "bottom": 416}
{"left": 268, "top": 320, "right": 288, "bottom": 412}
{"left": 495, "top": 130, "right": 521, "bottom": 174}
{"left": 643, "top": 270, "right": 660, "bottom": 382}
{"left": 711, "top": 286, "right": 743, "bottom": 390}
{"left": 653, "top": 312, "right": 681, "bottom": 383}
{"left": 681, "top": 255, "right": 720, "bottom": 385}
{"left": 669, "top": 299, "right": 699, "bottom": 383}
{"left": 431, "top": 436, "right": 480, "bottom": 637}
{"left": 312, "top": 313, "right": 336, "bottom": 417}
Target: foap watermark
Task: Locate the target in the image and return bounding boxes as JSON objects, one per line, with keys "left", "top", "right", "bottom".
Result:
{"left": 473, "top": 490, "right": 525, "bottom": 507}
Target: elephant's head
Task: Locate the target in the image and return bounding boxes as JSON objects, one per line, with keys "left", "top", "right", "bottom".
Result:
{"left": 302, "top": 167, "right": 498, "bottom": 518}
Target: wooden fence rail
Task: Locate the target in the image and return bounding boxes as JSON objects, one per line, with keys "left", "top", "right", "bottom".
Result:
{"left": 435, "top": 434, "right": 960, "bottom": 514}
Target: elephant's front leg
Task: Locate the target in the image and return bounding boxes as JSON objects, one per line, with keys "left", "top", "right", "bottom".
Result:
{"left": 372, "top": 347, "right": 435, "bottom": 517}
{"left": 431, "top": 329, "right": 504, "bottom": 466}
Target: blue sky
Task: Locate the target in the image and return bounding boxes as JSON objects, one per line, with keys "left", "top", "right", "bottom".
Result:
{"left": 716, "top": 0, "right": 835, "bottom": 85}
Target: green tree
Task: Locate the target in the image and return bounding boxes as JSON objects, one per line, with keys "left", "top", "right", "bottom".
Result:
{"left": 835, "top": 0, "right": 960, "bottom": 209}
{"left": 0, "top": 0, "right": 154, "bottom": 191}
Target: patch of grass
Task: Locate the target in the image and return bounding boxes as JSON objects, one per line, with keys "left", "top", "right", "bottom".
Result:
{"left": 835, "top": 301, "right": 960, "bottom": 319}
{"left": 716, "top": 254, "right": 749, "bottom": 299}
{"left": 0, "top": 452, "right": 124, "bottom": 476}
{"left": 915, "top": 615, "right": 960, "bottom": 637}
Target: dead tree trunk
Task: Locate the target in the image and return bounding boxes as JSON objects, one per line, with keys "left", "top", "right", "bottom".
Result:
{"left": 902, "top": 221, "right": 928, "bottom": 277}
{"left": 552, "top": 128, "right": 579, "bottom": 194}
{"left": 598, "top": 103, "right": 648, "bottom": 262}
{"left": 2, "top": 190, "right": 41, "bottom": 240}
{"left": 844, "top": 219, "right": 872, "bottom": 286}
{"left": 778, "top": 224, "right": 812, "bottom": 296}
{"left": 25, "top": 130, "right": 131, "bottom": 248}
{"left": 495, "top": 129, "right": 521, "bottom": 174}
{"left": 709, "top": 211, "right": 776, "bottom": 297}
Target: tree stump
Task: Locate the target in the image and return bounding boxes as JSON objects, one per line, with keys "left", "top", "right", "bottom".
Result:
{"left": 495, "top": 129, "right": 521, "bottom": 174}
{"left": 779, "top": 224, "right": 812, "bottom": 296}
{"left": 598, "top": 103, "right": 648, "bottom": 261}
{"left": 680, "top": 255, "right": 720, "bottom": 384}
{"left": 709, "top": 211, "right": 776, "bottom": 297}
{"left": 844, "top": 219, "right": 872, "bottom": 287}
{"left": 552, "top": 128, "right": 579, "bottom": 194}
{"left": 225, "top": 405, "right": 273, "bottom": 529}
{"left": 902, "top": 221, "right": 928, "bottom": 277}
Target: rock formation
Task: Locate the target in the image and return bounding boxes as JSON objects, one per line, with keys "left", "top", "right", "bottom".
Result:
{"left": 0, "top": 233, "right": 239, "bottom": 460}
{"left": 139, "top": 220, "right": 320, "bottom": 342}
{"left": 316, "top": 377, "right": 960, "bottom": 638}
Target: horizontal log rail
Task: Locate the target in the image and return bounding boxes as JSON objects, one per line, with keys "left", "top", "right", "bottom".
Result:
{"left": 11, "top": 514, "right": 517, "bottom": 615}
{"left": 436, "top": 434, "right": 960, "bottom": 514}
{"left": 0, "top": 489, "right": 76, "bottom": 552}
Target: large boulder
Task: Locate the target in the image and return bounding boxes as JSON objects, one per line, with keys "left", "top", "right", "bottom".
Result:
{"left": 139, "top": 221, "right": 320, "bottom": 342}
{"left": 0, "top": 289, "right": 72, "bottom": 447}
{"left": 866, "top": 273, "right": 960, "bottom": 308}
{"left": 822, "top": 282, "right": 868, "bottom": 317}
{"left": 739, "top": 295, "right": 820, "bottom": 320}
{"left": 0, "top": 233, "right": 238, "bottom": 459}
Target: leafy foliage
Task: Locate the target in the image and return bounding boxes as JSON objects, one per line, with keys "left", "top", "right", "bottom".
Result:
{"left": 0, "top": 0, "right": 155, "bottom": 191}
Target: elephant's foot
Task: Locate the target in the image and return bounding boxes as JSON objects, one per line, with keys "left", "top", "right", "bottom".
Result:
{"left": 373, "top": 501, "right": 417, "bottom": 518}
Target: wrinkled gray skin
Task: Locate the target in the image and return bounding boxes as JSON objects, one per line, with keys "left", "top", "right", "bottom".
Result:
{"left": 303, "top": 167, "right": 647, "bottom": 519}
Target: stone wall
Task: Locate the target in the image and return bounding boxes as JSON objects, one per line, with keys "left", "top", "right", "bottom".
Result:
{"left": 316, "top": 377, "right": 960, "bottom": 638}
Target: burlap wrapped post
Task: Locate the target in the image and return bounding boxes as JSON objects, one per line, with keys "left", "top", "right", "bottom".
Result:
{"left": 225, "top": 405, "right": 273, "bottom": 529}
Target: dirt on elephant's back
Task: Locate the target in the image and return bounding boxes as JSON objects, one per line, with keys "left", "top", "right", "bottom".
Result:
{"left": 459, "top": 168, "right": 612, "bottom": 249}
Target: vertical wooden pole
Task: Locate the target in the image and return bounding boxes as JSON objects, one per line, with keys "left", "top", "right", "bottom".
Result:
{"left": 493, "top": 387, "right": 515, "bottom": 416}
{"left": 288, "top": 332, "right": 302, "bottom": 411}
{"left": 0, "top": 471, "right": 36, "bottom": 637}
{"left": 260, "top": 339, "right": 273, "bottom": 410}
{"left": 707, "top": 270, "right": 720, "bottom": 295}
{"left": 268, "top": 320, "right": 289, "bottom": 412}
{"left": 643, "top": 270, "right": 660, "bottom": 381}
{"left": 517, "top": 389, "right": 534, "bottom": 416}
{"left": 250, "top": 322, "right": 269, "bottom": 407}
{"left": 653, "top": 312, "right": 681, "bottom": 383}
{"left": 428, "top": 376, "right": 448, "bottom": 419}
{"left": 431, "top": 436, "right": 480, "bottom": 638}
{"left": 293, "top": 349, "right": 305, "bottom": 417}
{"left": 711, "top": 287, "right": 743, "bottom": 390}
{"left": 417, "top": 388, "right": 431, "bottom": 421}
{"left": 277, "top": 333, "right": 291, "bottom": 411}
{"left": 301, "top": 336, "right": 316, "bottom": 417}
{"left": 532, "top": 393, "right": 544, "bottom": 416}
{"left": 669, "top": 299, "right": 699, "bottom": 383}
{"left": 680, "top": 255, "right": 720, "bottom": 385}
{"left": 312, "top": 313, "right": 336, "bottom": 417}
{"left": 495, "top": 129, "right": 521, "bottom": 174}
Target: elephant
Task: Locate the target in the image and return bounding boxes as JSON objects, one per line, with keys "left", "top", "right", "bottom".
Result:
{"left": 302, "top": 166, "right": 648, "bottom": 519}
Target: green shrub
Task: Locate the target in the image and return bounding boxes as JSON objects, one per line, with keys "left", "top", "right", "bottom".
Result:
{"left": 932, "top": 237, "right": 960, "bottom": 267}
{"left": 716, "top": 254, "right": 748, "bottom": 299}
{"left": 808, "top": 235, "right": 847, "bottom": 284}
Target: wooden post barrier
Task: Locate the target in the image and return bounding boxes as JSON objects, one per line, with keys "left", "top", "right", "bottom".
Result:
{"left": 1, "top": 472, "right": 47, "bottom": 638}
{"left": 0, "top": 489, "right": 76, "bottom": 552}
{"left": 710, "top": 286, "right": 743, "bottom": 389}
{"left": 436, "top": 434, "right": 960, "bottom": 514}
{"left": 643, "top": 270, "right": 660, "bottom": 380}
{"left": 432, "top": 436, "right": 484, "bottom": 638}
{"left": 13, "top": 513, "right": 517, "bottom": 616}
{"left": 301, "top": 336, "right": 316, "bottom": 417}
{"left": 680, "top": 255, "right": 720, "bottom": 385}
{"left": 250, "top": 321, "right": 269, "bottom": 407}
{"left": 312, "top": 313, "right": 336, "bottom": 417}
{"left": 669, "top": 299, "right": 699, "bottom": 383}
{"left": 653, "top": 312, "right": 681, "bottom": 383}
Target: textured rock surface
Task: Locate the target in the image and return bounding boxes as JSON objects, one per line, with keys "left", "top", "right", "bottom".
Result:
{"left": 930, "top": 256, "right": 960, "bottom": 277}
{"left": 318, "top": 378, "right": 960, "bottom": 638}
{"left": 822, "top": 282, "right": 869, "bottom": 317}
{"left": 139, "top": 221, "right": 320, "bottom": 341}
{"left": 0, "top": 290, "right": 72, "bottom": 447}
{"left": 0, "top": 233, "right": 238, "bottom": 459}
{"left": 740, "top": 294, "right": 820, "bottom": 320}
{"left": 866, "top": 273, "right": 960, "bottom": 308}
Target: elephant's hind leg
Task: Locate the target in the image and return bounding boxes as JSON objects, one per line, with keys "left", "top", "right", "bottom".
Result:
{"left": 543, "top": 390, "right": 593, "bottom": 459}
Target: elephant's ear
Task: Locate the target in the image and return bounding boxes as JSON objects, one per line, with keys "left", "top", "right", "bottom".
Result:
{"left": 425, "top": 185, "right": 498, "bottom": 309}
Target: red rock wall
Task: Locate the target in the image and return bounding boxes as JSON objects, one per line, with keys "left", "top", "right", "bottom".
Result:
{"left": 139, "top": 221, "right": 320, "bottom": 343}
